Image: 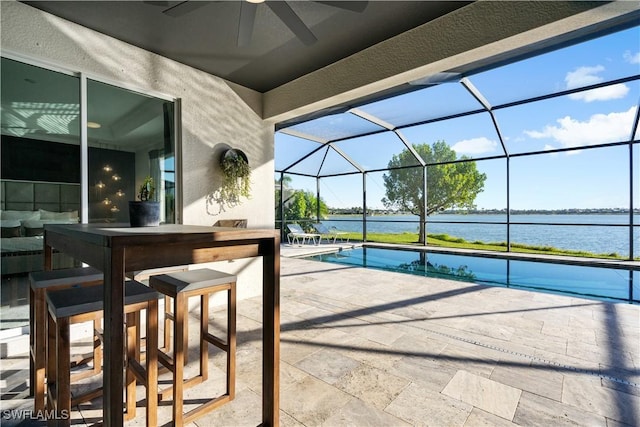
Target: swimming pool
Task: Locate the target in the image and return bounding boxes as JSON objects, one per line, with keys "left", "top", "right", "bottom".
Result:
{"left": 307, "top": 247, "right": 640, "bottom": 304}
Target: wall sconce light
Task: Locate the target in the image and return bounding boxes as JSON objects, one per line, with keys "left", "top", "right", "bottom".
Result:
{"left": 103, "top": 198, "right": 111, "bottom": 205}
{"left": 112, "top": 174, "right": 121, "bottom": 181}
{"left": 116, "top": 189, "right": 125, "bottom": 197}
{"left": 96, "top": 181, "right": 106, "bottom": 189}
{"left": 103, "top": 165, "right": 112, "bottom": 172}
{"left": 110, "top": 205, "right": 120, "bottom": 213}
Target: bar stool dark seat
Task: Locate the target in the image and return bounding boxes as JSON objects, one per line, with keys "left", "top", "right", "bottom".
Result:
{"left": 149, "top": 269, "right": 236, "bottom": 426}
{"left": 29, "top": 267, "right": 104, "bottom": 412}
{"left": 45, "top": 280, "right": 159, "bottom": 426}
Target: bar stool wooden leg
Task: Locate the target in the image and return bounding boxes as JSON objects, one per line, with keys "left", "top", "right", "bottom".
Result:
{"left": 165, "top": 296, "right": 189, "bottom": 365}
{"left": 173, "top": 292, "right": 186, "bottom": 427}
{"left": 146, "top": 301, "right": 159, "bottom": 427}
{"left": 228, "top": 284, "right": 236, "bottom": 399}
{"left": 119, "top": 303, "right": 159, "bottom": 427}
{"left": 53, "top": 315, "right": 72, "bottom": 426}
{"left": 162, "top": 295, "right": 172, "bottom": 353}
{"left": 32, "top": 288, "right": 46, "bottom": 412}
{"left": 124, "top": 302, "right": 159, "bottom": 426}
{"left": 200, "top": 293, "right": 209, "bottom": 381}
{"left": 92, "top": 318, "right": 102, "bottom": 376}
{"left": 29, "top": 285, "right": 35, "bottom": 400}
{"left": 135, "top": 311, "right": 142, "bottom": 361}
{"left": 46, "top": 314, "right": 57, "bottom": 415}
{"left": 125, "top": 312, "right": 137, "bottom": 421}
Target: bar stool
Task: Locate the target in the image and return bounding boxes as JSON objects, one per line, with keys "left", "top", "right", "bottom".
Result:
{"left": 149, "top": 269, "right": 236, "bottom": 426}
{"left": 29, "top": 267, "right": 104, "bottom": 412}
{"left": 127, "top": 266, "right": 189, "bottom": 357}
{"left": 45, "top": 280, "right": 159, "bottom": 426}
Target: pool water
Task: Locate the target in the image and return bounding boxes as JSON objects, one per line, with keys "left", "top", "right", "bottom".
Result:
{"left": 308, "top": 247, "right": 639, "bottom": 303}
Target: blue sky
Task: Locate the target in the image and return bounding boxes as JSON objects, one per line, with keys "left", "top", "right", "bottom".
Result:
{"left": 276, "top": 26, "right": 640, "bottom": 211}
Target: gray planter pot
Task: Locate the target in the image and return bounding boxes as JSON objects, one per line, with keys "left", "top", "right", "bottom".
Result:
{"left": 128, "top": 201, "right": 160, "bottom": 227}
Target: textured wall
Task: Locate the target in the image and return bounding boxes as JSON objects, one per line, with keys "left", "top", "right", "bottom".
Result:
{"left": 1, "top": 0, "right": 273, "bottom": 301}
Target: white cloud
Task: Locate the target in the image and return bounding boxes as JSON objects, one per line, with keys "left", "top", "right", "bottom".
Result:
{"left": 565, "top": 65, "right": 629, "bottom": 102}
{"left": 451, "top": 137, "right": 498, "bottom": 155}
{"left": 565, "top": 65, "right": 604, "bottom": 88}
{"left": 569, "top": 84, "right": 629, "bottom": 102}
{"left": 623, "top": 50, "right": 640, "bottom": 64}
{"left": 524, "top": 106, "right": 636, "bottom": 148}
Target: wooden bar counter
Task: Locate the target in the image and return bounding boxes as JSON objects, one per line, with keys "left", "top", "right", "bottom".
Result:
{"left": 44, "top": 223, "right": 280, "bottom": 426}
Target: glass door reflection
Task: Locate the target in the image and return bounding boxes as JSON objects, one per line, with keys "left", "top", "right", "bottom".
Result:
{"left": 86, "top": 79, "right": 175, "bottom": 224}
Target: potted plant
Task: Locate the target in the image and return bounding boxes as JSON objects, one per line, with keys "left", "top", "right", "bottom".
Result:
{"left": 128, "top": 176, "right": 160, "bottom": 227}
{"left": 219, "top": 148, "right": 251, "bottom": 204}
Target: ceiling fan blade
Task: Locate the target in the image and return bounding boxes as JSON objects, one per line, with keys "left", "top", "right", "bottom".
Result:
{"left": 162, "top": 1, "right": 208, "bottom": 18}
{"left": 313, "top": 1, "right": 368, "bottom": 13}
{"left": 266, "top": 1, "right": 317, "bottom": 46}
{"left": 237, "top": 2, "right": 258, "bottom": 47}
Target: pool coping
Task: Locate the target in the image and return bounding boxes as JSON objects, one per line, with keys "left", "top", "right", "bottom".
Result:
{"left": 364, "top": 242, "right": 640, "bottom": 271}
{"left": 281, "top": 241, "right": 640, "bottom": 271}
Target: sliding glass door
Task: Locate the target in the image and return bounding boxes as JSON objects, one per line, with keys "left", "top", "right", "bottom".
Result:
{"left": 1, "top": 57, "right": 177, "bottom": 230}
{"left": 1, "top": 56, "right": 177, "bottom": 270}
{"left": 1, "top": 55, "right": 178, "bottom": 327}
{"left": 86, "top": 80, "right": 175, "bottom": 223}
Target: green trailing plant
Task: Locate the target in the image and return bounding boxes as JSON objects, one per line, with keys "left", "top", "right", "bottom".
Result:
{"left": 220, "top": 149, "right": 251, "bottom": 203}
{"left": 137, "top": 176, "right": 155, "bottom": 201}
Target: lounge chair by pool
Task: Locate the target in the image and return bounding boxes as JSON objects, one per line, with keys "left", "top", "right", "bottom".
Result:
{"left": 312, "top": 223, "right": 350, "bottom": 244}
{"left": 286, "top": 223, "right": 320, "bottom": 245}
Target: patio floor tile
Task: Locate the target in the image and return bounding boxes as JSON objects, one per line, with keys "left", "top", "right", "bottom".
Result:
{"left": 513, "top": 391, "right": 607, "bottom": 427}
{"left": 562, "top": 373, "right": 640, "bottom": 425}
{"left": 333, "top": 363, "right": 410, "bottom": 410}
{"left": 489, "top": 361, "right": 564, "bottom": 401}
{"left": 280, "top": 375, "right": 353, "bottom": 425}
{"left": 320, "top": 396, "right": 411, "bottom": 426}
{"left": 294, "top": 348, "right": 361, "bottom": 384}
{"left": 442, "top": 370, "right": 522, "bottom": 420}
{"left": 385, "top": 381, "right": 473, "bottom": 426}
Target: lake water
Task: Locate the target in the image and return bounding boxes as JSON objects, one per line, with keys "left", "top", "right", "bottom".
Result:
{"left": 323, "top": 214, "right": 639, "bottom": 257}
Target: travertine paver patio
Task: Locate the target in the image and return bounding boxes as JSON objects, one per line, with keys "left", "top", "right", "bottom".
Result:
{"left": 1, "top": 254, "right": 639, "bottom": 426}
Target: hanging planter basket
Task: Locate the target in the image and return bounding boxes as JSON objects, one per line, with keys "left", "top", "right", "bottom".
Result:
{"left": 219, "top": 148, "right": 251, "bottom": 202}
{"left": 221, "top": 148, "right": 249, "bottom": 167}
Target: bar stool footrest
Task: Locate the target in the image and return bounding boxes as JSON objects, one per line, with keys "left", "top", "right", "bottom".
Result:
{"left": 70, "top": 368, "right": 101, "bottom": 383}
{"left": 71, "top": 387, "right": 104, "bottom": 407}
{"left": 158, "top": 375, "right": 205, "bottom": 401}
{"left": 183, "top": 394, "right": 232, "bottom": 425}
{"left": 157, "top": 349, "right": 174, "bottom": 369}
{"left": 203, "top": 331, "right": 228, "bottom": 351}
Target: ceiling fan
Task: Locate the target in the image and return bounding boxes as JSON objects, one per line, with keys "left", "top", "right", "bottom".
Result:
{"left": 146, "top": 1, "right": 368, "bottom": 47}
